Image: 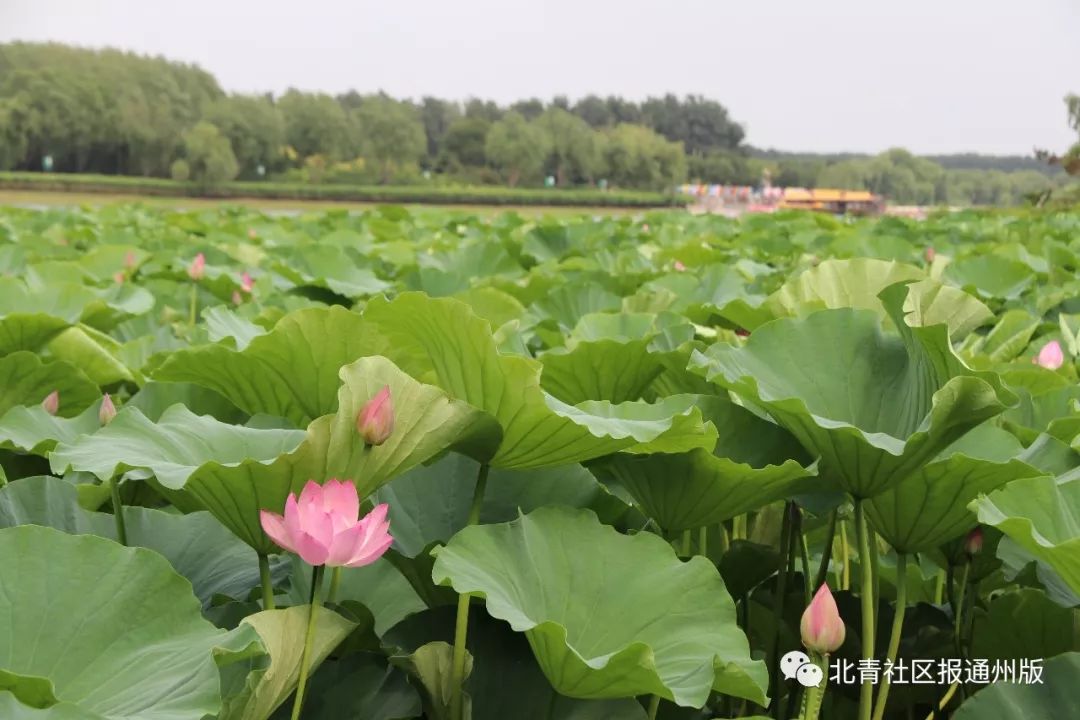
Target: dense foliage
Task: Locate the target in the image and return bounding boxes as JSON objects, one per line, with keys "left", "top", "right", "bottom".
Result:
{"left": 0, "top": 203, "right": 1079, "bottom": 719}
{"left": 0, "top": 42, "right": 1070, "bottom": 203}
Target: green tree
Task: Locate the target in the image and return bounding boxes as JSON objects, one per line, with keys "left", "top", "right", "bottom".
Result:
{"left": 441, "top": 117, "right": 492, "bottom": 170}
{"left": 350, "top": 95, "right": 427, "bottom": 183}
{"left": 203, "top": 94, "right": 285, "bottom": 178}
{"left": 535, "top": 108, "right": 603, "bottom": 185}
{"left": 418, "top": 96, "right": 461, "bottom": 163}
{"left": 602, "top": 124, "right": 686, "bottom": 190}
{"left": 278, "top": 90, "right": 352, "bottom": 160}
{"left": 181, "top": 121, "right": 238, "bottom": 189}
{"left": 485, "top": 111, "right": 549, "bottom": 187}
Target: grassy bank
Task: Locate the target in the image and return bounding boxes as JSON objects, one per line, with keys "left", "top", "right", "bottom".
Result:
{"left": 0, "top": 172, "right": 682, "bottom": 209}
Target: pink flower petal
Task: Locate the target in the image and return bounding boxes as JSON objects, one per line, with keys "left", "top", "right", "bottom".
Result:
{"left": 322, "top": 479, "right": 359, "bottom": 521}
{"left": 260, "top": 510, "right": 297, "bottom": 554}
{"left": 293, "top": 529, "right": 332, "bottom": 566}
{"left": 344, "top": 533, "right": 394, "bottom": 568}
{"left": 325, "top": 522, "right": 367, "bottom": 567}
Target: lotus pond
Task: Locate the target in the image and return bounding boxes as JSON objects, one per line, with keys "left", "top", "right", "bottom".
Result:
{"left": 0, "top": 204, "right": 1079, "bottom": 720}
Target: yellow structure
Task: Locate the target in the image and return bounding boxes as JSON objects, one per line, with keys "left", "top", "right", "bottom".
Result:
{"left": 779, "top": 188, "right": 884, "bottom": 215}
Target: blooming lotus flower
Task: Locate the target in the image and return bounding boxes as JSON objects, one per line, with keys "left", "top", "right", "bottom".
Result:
{"left": 801, "top": 583, "right": 846, "bottom": 654}
{"left": 188, "top": 253, "right": 206, "bottom": 281}
{"left": 260, "top": 479, "right": 393, "bottom": 568}
{"left": 99, "top": 394, "right": 117, "bottom": 425}
{"left": 674, "top": 260, "right": 687, "bottom": 272}
{"left": 240, "top": 271, "right": 254, "bottom": 293}
{"left": 964, "top": 526, "right": 983, "bottom": 556}
{"left": 1035, "top": 341, "right": 1064, "bottom": 370}
{"left": 357, "top": 385, "right": 394, "bottom": 446}
{"left": 41, "top": 390, "right": 59, "bottom": 416}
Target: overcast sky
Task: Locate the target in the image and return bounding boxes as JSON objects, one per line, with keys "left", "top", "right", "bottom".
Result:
{"left": 4, "top": 0, "right": 1078, "bottom": 155}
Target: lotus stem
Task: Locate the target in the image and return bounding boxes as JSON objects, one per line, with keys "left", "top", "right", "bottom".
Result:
{"left": 188, "top": 282, "right": 198, "bottom": 328}
{"left": 258, "top": 553, "right": 275, "bottom": 610}
{"left": 698, "top": 526, "right": 708, "bottom": 558}
{"left": 449, "top": 462, "right": 490, "bottom": 720}
{"left": 815, "top": 509, "right": 839, "bottom": 592}
{"left": 840, "top": 518, "right": 850, "bottom": 590}
{"left": 934, "top": 568, "right": 945, "bottom": 605}
{"left": 854, "top": 498, "right": 876, "bottom": 720}
{"left": 800, "top": 653, "right": 829, "bottom": 720}
{"left": 646, "top": 694, "right": 661, "bottom": 720}
{"left": 872, "top": 553, "right": 908, "bottom": 720}
{"left": 290, "top": 564, "right": 324, "bottom": 720}
{"left": 796, "top": 510, "right": 812, "bottom": 606}
{"left": 733, "top": 513, "right": 747, "bottom": 541}
{"left": 110, "top": 477, "right": 127, "bottom": 546}
{"left": 924, "top": 682, "right": 959, "bottom": 720}
{"left": 953, "top": 560, "right": 970, "bottom": 658}
{"left": 769, "top": 501, "right": 795, "bottom": 718}
{"left": 717, "top": 522, "right": 729, "bottom": 556}
{"left": 327, "top": 567, "right": 341, "bottom": 604}
{"left": 680, "top": 529, "right": 692, "bottom": 558}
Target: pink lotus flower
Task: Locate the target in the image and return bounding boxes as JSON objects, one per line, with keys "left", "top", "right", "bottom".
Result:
{"left": 188, "top": 253, "right": 206, "bottom": 281}
{"left": 99, "top": 394, "right": 117, "bottom": 425}
{"left": 925, "top": 247, "right": 936, "bottom": 262}
{"left": 124, "top": 251, "right": 137, "bottom": 269}
{"left": 964, "top": 526, "right": 983, "bottom": 556}
{"left": 231, "top": 290, "right": 243, "bottom": 306}
{"left": 41, "top": 390, "right": 59, "bottom": 416}
{"left": 260, "top": 479, "right": 393, "bottom": 568}
{"left": 248, "top": 228, "right": 258, "bottom": 240}
{"left": 240, "top": 271, "right": 254, "bottom": 293}
{"left": 113, "top": 271, "right": 125, "bottom": 284}
{"left": 357, "top": 385, "right": 394, "bottom": 446}
{"left": 1034, "top": 340, "right": 1064, "bottom": 370}
{"left": 674, "top": 260, "right": 687, "bottom": 272}
{"left": 801, "top": 583, "right": 846, "bottom": 654}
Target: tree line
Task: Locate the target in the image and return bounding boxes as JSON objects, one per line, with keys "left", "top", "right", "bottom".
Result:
{"left": 0, "top": 42, "right": 1071, "bottom": 204}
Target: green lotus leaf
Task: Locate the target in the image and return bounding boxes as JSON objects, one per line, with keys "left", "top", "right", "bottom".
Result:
{"left": 46, "top": 326, "right": 135, "bottom": 385}
{"left": 203, "top": 306, "right": 267, "bottom": 350}
{"left": 539, "top": 339, "right": 665, "bottom": 404}
{"left": 219, "top": 606, "right": 356, "bottom": 720}
{"left": 0, "top": 313, "right": 70, "bottom": 355}
{"left": 961, "top": 309, "right": 1041, "bottom": 365}
{"left": 271, "top": 653, "right": 422, "bottom": 720}
{"left": 273, "top": 245, "right": 392, "bottom": 298}
{"left": 691, "top": 283, "right": 1015, "bottom": 498}
{"left": 0, "top": 352, "right": 100, "bottom": 418}
{"left": 0, "top": 693, "right": 101, "bottom": 720}
{"left": 0, "top": 476, "right": 288, "bottom": 607}
{"left": 944, "top": 255, "right": 1036, "bottom": 300}
{"left": 972, "top": 474, "right": 1080, "bottom": 597}
{"left": 0, "top": 525, "right": 261, "bottom": 720}
{"left": 971, "top": 588, "right": 1080, "bottom": 662}
{"left": 431, "top": 506, "right": 768, "bottom": 708}
{"left": 867, "top": 424, "right": 1047, "bottom": 552}
{"left": 48, "top": 404, "right": 307, "bottom": 489}
{"left": 154, "top": 306, "right": 391, "bottom": 426}
{"left": 530, "top": 284, "right": 621, "bottom": 330}
{"left": 0, "top": 400, "right": 105, "bottom": 455}
{"left": 951, "top": 652, "right": 1080, "bottom": 720}
{"left": 181, "top": 356, "right": 500, "bottom": 552}
{"left": 361, "top": 293, "right": 713, "bottom": 469}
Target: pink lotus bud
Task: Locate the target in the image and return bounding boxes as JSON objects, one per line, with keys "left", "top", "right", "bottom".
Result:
{"left": 642, "top": 224, "right": 650, "bottom": 232}
{"left": 260, "top": 479, "right": 393, "bottom": 567}
{"left": 925, "top": 247, "right": 936, "bottom": 262}
{"left": 41, "top": 391, "right": 59, "bottom": 416}
{"left": 801, "top": 583, "right": 846, "bottom": 654}
{"left": 232, "top": 290, "right": 243, "bottom": 306}
{"left": 99, "top": 394, "right": 117, "bottom": 425}
{"left": 356, "top": 385, "right": 394, "bottom": 446}
{"left": 188, "top": 253, "right": 206, "bottom": 281}
{"left": 124, "top": 251, "right": 137, "bottom": 268}
{"left": 1035, "top": 341, "right": 1064, "bottom": 370}
{"left": 113, "top": 271, "right": 125, "bottom": 284}
{"left": 674, "top": 260, "right": 687, "bottom": 272}
{"left": 964, "top": 526, "right": 983, "bottom": 556}
{"left": 240, "top": 271, "right": 254, "bottom": 293}
{"left": 248, "top": 228, "right": 258, "bottom": 240}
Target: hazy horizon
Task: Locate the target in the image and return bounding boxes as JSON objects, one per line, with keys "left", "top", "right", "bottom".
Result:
{"left": 4, "top": 0, "right": 1078, "bottom": 156}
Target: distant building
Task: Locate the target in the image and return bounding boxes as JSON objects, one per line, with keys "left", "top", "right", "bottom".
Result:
{"left": 777, "top": 188, "right": 884, "bottom": 216}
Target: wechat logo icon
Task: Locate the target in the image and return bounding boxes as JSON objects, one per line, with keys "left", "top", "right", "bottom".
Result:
{"left": 781, "top": 650, "right": 823, "bottom": 688}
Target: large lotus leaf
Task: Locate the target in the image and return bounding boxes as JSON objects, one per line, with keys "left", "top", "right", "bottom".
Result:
{"left": 867, "top": 424, "right": 1047, "bottom": 552}
{"left": 0, "top": 525, "right": 261, "bottom": 720}
{"left": 181, "top": 356, "right": 500, "bottom": 553}
{"left": 592, "top": 449, "right": 814, "bottom": 531}
{"left": 374, "top": 452, "right": 629, "bottom": 558}
{"left": 275, "top": 245, "right": 392, "bottom": 298}
{"left": 691, "top": 283, "right": 1014, "bottom": 498}
{"left": 539, "top": 339, "right": 666, "bottom": 404}
{"left": 431, "top": 507, "right": 768, "bottom": 707}
{"left": 0, "top": 352, "right": 100, "bottom": 418}
{"left": 944, "top": 255, "right": 1036, "bottom": 300}
{"left": 530, "top": 284, "right": 621, "bottom": 330}
{"left": 220, "top": 606, "right": 356, "bottom": 720}
{"left": 951, "top": 652, "right": 1080, "bottom": 720}
{"left": 971, "top": 588, "right": 1080, "bottom": 662}
{"left": 0, "top": 693, "right": 101, "bottom": 720}
{"left": 48, "top": 405, "right": 307, "bottom": 489}
{"left": 0, "top": 401, "right": 106, "bottom": 455}
{"left": 268, "top": 654, "right": 422, "bottom": 720}
{"left": 203, "top": 307, "right": 267, "bottom": 351}
{"left": 973, "top": 474, "right": 1080, "bottom": 597}
{"left": 961, "top": 309, "right": 1041, "bottom": 365}
{"left": 0, "top": 476, "right": 288, "bottom": 608}
{"left": 154, "top": 306, "right": 392, "bottom": 426}
{"left": 0, "top": 314, "right": 70, "bottom": 355}
{"left": 46, "top": 326, "right": 136, "bottom": 385}
{"left": 361, "top": 293, "right": 712, "bottom": 469}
